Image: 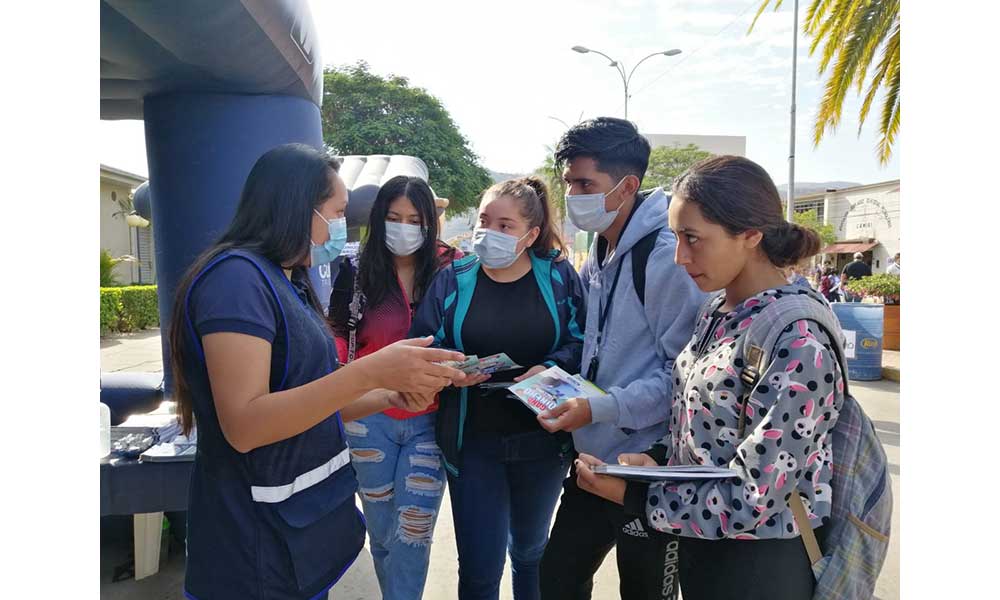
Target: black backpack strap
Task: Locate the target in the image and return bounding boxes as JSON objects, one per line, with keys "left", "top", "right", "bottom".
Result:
{"left": 630, "top": 228, "right": 662, "bottom": 306}
{"left": 345, "top": 254, "right": 365, "bottom": 363}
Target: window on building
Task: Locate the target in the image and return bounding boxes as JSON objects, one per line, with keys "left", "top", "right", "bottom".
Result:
{"left": 137, "top": 227, "right": 155, "bottom": 284}
{"left": 794, "top": 198, "right": 825, "bottom": 223}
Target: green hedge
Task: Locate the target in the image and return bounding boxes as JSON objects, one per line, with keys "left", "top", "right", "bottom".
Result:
{"left": 100, "top": 286, "right": 159, "bottom": 335}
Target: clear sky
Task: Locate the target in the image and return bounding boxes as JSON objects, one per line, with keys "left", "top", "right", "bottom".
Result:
{"left": 98, "top": 0, "right": 899, "bottom": 187}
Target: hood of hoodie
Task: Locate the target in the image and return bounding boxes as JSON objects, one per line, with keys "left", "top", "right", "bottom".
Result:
{"left": 594, "top": 187, "right": 670, "bottom": 263}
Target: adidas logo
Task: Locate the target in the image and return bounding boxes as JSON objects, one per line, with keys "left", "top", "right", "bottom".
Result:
{"left": 623, "top": 518, "right": 649, "bottom": 538}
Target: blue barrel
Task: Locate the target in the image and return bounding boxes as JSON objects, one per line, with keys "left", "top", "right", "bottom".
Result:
{"left": 831, "top": 303, "right": 884, "bottom": 380}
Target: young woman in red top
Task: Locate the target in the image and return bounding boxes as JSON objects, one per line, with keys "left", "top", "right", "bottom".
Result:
{"left": 328, "top": 175, "right": 461, "bottom": 600}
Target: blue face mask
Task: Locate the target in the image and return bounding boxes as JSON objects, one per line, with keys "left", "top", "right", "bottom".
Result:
{"left": 473, "top": 227, "right": 530, "bottom": 269}
{"left": 311, "top": 210, "right": 347, "bottom": 266}
{"left": 385, "top": 221, "right": 426, "bottom": 256}
{"left": 565, "top": 177, "right": 628, "bottom": 233}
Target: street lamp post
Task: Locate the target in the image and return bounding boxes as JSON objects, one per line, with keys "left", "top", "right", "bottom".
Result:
{"left": 787, "top": 0, "right": 799, "bottom": 222}
{"left": 572, "top": 46, "right": 681, "bottom": 120}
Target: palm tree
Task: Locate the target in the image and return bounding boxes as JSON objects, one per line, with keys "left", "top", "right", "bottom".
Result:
{"left": 750, "top": 0, "right": 900, "bottom": 164}
{"left": 533, "top": 145, "right": 568, "bottom": 224}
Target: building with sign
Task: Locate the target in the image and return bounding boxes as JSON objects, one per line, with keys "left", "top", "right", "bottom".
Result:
{"left": 793, "top": 179, "right": 900, "bottom": 272}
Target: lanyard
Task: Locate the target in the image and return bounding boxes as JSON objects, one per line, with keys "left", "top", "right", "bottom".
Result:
{"left": 586, "top": 257, "right": 625, "bottom": 381}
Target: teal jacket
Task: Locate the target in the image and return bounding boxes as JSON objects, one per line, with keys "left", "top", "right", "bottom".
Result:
{"left": 408, "top": 249, "right": 587, "bottom": 476}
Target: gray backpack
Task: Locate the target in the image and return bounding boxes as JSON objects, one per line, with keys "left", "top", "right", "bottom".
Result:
{"left": 736, "top": 293, "right": 892, "bottom": 600}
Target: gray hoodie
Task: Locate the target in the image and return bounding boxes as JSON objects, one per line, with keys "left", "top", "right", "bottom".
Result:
{"left": 575, "top": 187, "right": 707, "bottom": 463}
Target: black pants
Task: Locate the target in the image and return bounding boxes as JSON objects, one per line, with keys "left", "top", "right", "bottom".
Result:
{"left": 678, "top": 531, "right": 820, "bottom": 599}
{"left": 539, "top": 468, "right": 681, "bottom": 600}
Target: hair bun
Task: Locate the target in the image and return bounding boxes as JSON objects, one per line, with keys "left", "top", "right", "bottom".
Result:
{"left": 761, "top": 221, "right": 821, "bottom": 268}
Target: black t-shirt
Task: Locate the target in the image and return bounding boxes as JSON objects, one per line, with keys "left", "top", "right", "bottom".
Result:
{"left": 842, "top": 260, "right": 872, "bottom": 280}
{"left": 462, "top": 268, "right": 555, "bottom": 434}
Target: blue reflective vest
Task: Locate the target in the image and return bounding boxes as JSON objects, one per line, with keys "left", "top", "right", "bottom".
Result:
{"left": 181, "top": 249, "right": 365, "bottom": 600}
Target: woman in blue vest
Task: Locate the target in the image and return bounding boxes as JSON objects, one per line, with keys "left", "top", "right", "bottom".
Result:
{"left": 167, "top": 143, "right": 466, "bottom": 600}
{"left": 409, "top": 177, "right": 586, "bottom": 600}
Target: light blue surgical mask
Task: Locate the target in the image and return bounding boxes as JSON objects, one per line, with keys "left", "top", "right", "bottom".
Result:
{"left": 385, "top": 221, "right": 426, "bottom": 256}
{"left": 473, "top": 227, "right": 530, "bottom": 270}
{"left": 565, "top": 177, "right": 628, "bottom": 233}
{"left": 311, "top": 210, "right": 347, "bottom": 266}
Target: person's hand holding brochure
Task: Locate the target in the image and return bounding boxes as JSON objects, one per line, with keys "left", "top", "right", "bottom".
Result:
{"left": 507, "top": 365, "right": 604, "bottom": 415}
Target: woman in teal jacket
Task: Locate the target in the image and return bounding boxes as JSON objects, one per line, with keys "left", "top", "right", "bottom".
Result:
{"left": 409, "top": 177, "right": 586, "bottom": 600}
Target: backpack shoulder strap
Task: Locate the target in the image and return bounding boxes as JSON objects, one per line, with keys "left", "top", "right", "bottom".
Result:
{"left": 736, "top": 293, "right": 850, "bottom": 569}
{"left": 630, "top": 228, "right": 662, "bottom": 306}
{"left": 741, "top": 294, "right": 849, "bottom": 397}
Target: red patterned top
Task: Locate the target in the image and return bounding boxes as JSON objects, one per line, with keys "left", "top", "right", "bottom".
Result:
{"left": 334, "top": 243, "right": 462, "bottom": 419}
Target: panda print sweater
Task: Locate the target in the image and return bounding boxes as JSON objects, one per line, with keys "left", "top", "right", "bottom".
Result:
{"left": 624, "top": 285, "right": 845, "bottom": 540}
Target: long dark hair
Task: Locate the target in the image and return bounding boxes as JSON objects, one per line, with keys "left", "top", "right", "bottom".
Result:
{"left": 672, "top": 155, "right": 821, "bottom": 268}
{"left": 482, "top": 176, "right": 566, "bottom": 255}
{"left": 358, "top": 175, "right": 453, "bottom": 309}
{"left": 169, "top": 143, "right": 341, "bottom": 434}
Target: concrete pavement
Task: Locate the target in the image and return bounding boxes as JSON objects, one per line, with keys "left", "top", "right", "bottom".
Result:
{"left": 100, "top": 330, "right": 899, "bottom": 599}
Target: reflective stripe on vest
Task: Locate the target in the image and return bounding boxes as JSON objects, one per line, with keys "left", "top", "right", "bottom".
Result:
{"left": 250, "top": 447, "right": 351, "bottom": 503}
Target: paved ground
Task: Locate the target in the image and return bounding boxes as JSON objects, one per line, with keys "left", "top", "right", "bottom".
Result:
{"left": 100, "top": 330, "right": 899, "bottom": 599}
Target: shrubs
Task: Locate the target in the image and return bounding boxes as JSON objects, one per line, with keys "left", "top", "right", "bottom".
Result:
{"left": 101, "top": 249, "right": 121, "bottom": 287}
{"left": 101, "top": 286, "right": 159, "bottom": 335}
{"left": 843, "top": 273, "right": 900, "bottom": 305}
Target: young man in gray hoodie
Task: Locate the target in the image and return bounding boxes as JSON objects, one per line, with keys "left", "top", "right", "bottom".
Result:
{"left": 538, "top": 118, "right": 705, "bottom": 599}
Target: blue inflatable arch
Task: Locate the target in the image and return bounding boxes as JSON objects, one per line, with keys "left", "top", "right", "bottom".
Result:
{"left": 101, "top": 0, "right": 431, "bottom": 394}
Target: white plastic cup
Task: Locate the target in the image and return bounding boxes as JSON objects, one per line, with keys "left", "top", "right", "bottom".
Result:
{"left": 99, "top": 403, "right": 111, "bottom": 459}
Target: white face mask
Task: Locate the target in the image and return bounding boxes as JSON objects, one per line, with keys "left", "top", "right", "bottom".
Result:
{"left": 472, "top": 227, "right": 530, "bottom": 269}
{"left": 385, "top": 221, "right": 425, "bottom": 256}
{"left": 565, "top": 177, "right": 628, "bottom": 233}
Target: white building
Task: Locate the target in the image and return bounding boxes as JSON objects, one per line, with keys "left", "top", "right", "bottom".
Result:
{"left": 642, "top": 133, "right": 747, "bottom": 157}
{"left": 100, "top": 164, "right": 156, "bottom": 285}
{"left": 793, "top": 180, "right": 900, "bottom": 273}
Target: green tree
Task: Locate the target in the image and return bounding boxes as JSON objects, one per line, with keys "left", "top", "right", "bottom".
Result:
{"left": 644, "top": 144, "right": 713, "bottom": 190}
{"left": 791, "top": 208, "right": 837, "bottom": 248}
{"left": 533, "top": 145, "right": 566, "bottom": 222}
{"left": 321, "top": 62, "right": 492, "bottom": 213}
{"left": 750, "top": 0, "right": 900, "bottom": 164}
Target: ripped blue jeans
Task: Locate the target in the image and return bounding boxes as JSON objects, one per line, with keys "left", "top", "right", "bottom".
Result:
{"left": 344, "top": 411, "right": 445, "bottom": 600}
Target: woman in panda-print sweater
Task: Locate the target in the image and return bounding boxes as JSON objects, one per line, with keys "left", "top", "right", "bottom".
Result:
{"left": 573, "top": 155, "right": 846, "bottom": 600}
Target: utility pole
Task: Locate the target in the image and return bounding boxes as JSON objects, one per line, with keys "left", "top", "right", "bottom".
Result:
{"left": 787, "top": 0, "right": 799, "bottom": 221}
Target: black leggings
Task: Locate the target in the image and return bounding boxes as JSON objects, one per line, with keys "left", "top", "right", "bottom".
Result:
{"left": 677, "top": 528, "right": 826, "bottom": 600}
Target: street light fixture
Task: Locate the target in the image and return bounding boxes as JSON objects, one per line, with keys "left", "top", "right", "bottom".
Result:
{"left": 571, "top": 46, "right": 682, "bottom": 119}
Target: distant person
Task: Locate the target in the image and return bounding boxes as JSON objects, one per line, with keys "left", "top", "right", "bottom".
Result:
{"left": 819, "top": 267, "right": 841, "bottom": 303}
{"left": 811, "top": 263, "right": 824, "bottom": 284}
{"left": 841, "top": 252, "right": 871, "bottom": 302}
{"left": 886, "top": 252, "right": 901, "bottom": 275}
{"left": 786, "top": 264, "right": 812, "bottom": 289}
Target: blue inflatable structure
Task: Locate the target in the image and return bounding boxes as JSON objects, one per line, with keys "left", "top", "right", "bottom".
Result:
{"left": 102, "top": 1, "right": 434, "bottom": 405}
